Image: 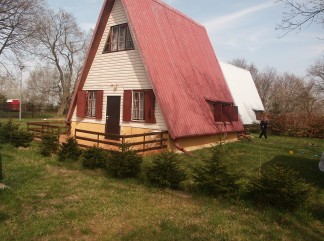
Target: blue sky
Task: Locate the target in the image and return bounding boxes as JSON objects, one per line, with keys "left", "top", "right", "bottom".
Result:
{"left": 47, "top": 0, "right": 323, "bottom": 76}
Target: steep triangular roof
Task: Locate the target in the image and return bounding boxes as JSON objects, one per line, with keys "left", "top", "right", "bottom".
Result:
{"left": 219, "top": 61, "right": 265, "bottom": 125}
{"left": 67, "top": 0, "right": 244, "bottom": 139}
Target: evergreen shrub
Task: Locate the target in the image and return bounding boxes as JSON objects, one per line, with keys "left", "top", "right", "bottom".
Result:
{"left": 82, "top": 146, "right": 108, "bottom": 169}
{"left": 246, "top": 165, "right": 314, "bottom": 210}
{"left": 192, "top": 146, "right": 239, "bottom": 196}
{"left": 11, "top": 130, "right": 34, "bottom": 147}
{"left": 146, "top": 151, "right": 186, "bottom": 189}
{"left": 106, "top": 144, "right": 142, "bottom": 178}
{"left": 39, "top": 131, "right": 59, "bottom": 156}
{"left": 0, "top": 120, "right": 19, "bottom": 144}
{"left": 58, "top": 137, "right": 82, "bottom": 162}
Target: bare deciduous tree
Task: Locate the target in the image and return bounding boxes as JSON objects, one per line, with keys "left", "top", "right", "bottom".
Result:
{"left": 276, "top": 0, "right": 324, "bottom": 37}
{"left": 230, "top": 58, "right": 259, "bottom": 80}
{"left": 0, "top": 0, "right": 44, "bottom": 60}
{"left": 25, "top": 65, "right": 59, "bottom": 108}
{"left": 307, "top": 55, "right": 324, "bottom": 92}
{"left": 31, "top": 8, "right": 90, "bottom": 115}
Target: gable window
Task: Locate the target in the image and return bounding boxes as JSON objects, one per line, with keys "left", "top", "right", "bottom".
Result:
{"left": 103, "top": 23, "right": 134, "bottom": 53}
{"left": 76, "top": 90, "right": 103, "bottom": 119}
{"left": 254, "top": 110, "right": 264, "bottom": 120}
{"left": 132, "top": 91, "right": 145, "bottom": 120}
{"left": 123, "top": 90, "right": 156, "bottom": 124}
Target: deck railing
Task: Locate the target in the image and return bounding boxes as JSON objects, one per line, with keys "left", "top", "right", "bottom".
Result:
{"left": 75, "top": 129, "right": 168, "bottom": 153}
{"left": 27, "top": 121, "right": 69, "bottom": 139}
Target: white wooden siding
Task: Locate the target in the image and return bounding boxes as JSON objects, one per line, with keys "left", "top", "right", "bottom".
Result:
{"left": 72, "top": 0, "right": 167, "bottom": 131}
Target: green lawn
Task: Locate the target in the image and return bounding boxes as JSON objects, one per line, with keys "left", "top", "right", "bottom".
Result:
{"left": 0, "top": 134, "right": 323, "bottom": 241}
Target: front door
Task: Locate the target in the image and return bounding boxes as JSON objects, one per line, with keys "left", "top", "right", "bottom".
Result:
{"left": 105, "top": 96, "right": 121, "bottom": 139}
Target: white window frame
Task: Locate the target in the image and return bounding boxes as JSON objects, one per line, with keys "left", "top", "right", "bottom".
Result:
{"left": 132, "top": 91, "right": 144, "bottom": 121}
{"left": 86, "top": 91, "right": 96, "bottom": 117}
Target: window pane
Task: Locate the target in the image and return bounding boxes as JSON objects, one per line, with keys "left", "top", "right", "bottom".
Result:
{"left": 132, "top": 91, "right": 144, "bottom": 120}
{"left": 139, "top": 92, "right": 144, "bottom": 120}
{"left": 119, "top": 25, "right": 126, "bottom": 50}
{"left": 133, "top": 92, "right": 138, "bottom": 119}
{"left": 112, "top": 26, "right": 118, "bottom": 51}
{"left": 104, "top": 24, "right": 134, "bottom": 53}
{"left": 86, "top": 91, "right": 96, "bottom": 117}
{"left": 86, "top": 92, "right": 91, "bottom": 116}
{"left": 126, "top": 26, "right": 134, "bottom": 50}
{"left": 104, "top": 29, "right": 112, "bottom": 52}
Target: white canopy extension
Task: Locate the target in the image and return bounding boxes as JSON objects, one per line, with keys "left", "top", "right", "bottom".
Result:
{"left": 219, "top": 61, "right": 265, "bottom": 125}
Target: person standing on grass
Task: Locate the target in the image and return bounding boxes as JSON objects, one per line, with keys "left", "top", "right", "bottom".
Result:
{"left": 259, "top": 116, "right": 268, "bottom": 139}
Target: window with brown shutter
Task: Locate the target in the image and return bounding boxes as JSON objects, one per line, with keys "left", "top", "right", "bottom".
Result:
{"left": 77, "top": 90, "right": 103, "bottom": 119}
{"left": 231, "top": 106, "right": 239, "bottom": 121}
{"left": 95, "top": 90, "right": 103, "bottom": 119}
{"left": 144, "top": 89, "right": 156, "bottom": 124}
{"left": 123, "top": 89, "right": 156, "bottom": 124}
{"left": 123, "top": 90, "right": 132, "bottom": 121}
{"left": 214, "top": 103, "right": 222, "bottom": 122}
{"left": 77, "top": 91, "right": 86, "bottom": 118}
{"left": 222, "top": 105, "right": 231, "bottom": 122}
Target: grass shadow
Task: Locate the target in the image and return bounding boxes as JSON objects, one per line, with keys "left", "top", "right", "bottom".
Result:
{"left": 262, "top": 155, "right": 324, "bottom": 222}
{"left": 262, "top": 155, "right": 324, "bottom": 189}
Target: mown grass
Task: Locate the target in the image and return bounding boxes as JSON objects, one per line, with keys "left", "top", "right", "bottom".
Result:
{"left": 0, "top": 134, "right": 323, "bottom": 241}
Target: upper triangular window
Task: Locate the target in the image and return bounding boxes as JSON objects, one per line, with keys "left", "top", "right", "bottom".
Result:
{"left": 103, "top": 23, "right": 134, "bottom": 53}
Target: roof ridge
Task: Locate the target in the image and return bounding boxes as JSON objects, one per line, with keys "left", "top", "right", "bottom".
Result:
{"left": 219, "top": 60, "right": 251, "bottom": 75}
{"left": 151, "top": 0, "right": 205, "bottom": 29}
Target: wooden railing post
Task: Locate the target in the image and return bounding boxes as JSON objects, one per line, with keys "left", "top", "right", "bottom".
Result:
{"left": 97, "top": 134, "right": 99, "bottom": 147}
{"left": 122, "top": 135, "right": 125, "bottom": 152}
{"left": 143, "top": 135, "right": 146, "bottom": 153}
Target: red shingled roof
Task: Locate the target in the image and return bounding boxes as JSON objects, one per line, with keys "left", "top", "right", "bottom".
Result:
{"left": 67, "top": 0, "right": 244, "bottom": 139}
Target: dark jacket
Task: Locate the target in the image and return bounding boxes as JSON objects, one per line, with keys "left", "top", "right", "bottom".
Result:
{"left": 260, "top": 120, "right": 268, "bottom": 131}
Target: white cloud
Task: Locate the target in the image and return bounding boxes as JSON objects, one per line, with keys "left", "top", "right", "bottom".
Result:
{"left": 203, "top": 1, "right": 274, "bottom": 33}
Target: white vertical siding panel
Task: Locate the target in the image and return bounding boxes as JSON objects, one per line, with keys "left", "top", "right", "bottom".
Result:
{"left": 72, "top": 0, "right": 167, "bottom": 131}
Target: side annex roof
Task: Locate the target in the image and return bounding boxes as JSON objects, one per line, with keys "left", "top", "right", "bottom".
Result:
{"left": 219, "top": 61, "right": 265, "bottom": 125}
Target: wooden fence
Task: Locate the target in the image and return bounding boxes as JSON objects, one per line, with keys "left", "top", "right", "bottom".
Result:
{"left": 75, "top": 129, "right": 168, "bottom": 153}
{"left": 27, "top": 121, "right": 69, "bottom": 139}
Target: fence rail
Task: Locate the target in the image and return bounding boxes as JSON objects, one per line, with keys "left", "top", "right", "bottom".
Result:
{"left": 27, "top": 121, "right": 69, "bottom": 139}
{"left": 75, "top": 129, "right": 168, "bottom": 153}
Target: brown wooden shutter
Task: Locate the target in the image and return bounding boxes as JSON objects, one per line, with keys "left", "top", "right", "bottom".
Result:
{"left": 144, "top": 89, "right": 156, "bottom": 124}
{"left": 214, "top": 103, "right": 222, "bottom": 122}
{"left": 95, "top": 90, "right": 103, "bottom": 119}
{"left": 123, "top": 90, "right": 132, "bottom": 121}
{"left": 231, "top": 106, "right": 239, "bottom": 121}
{"left": 222, "top": 105, "right": 231, "bottom": 122}
{"left": 76, "top": 90, "right": 86, "bottom": 118}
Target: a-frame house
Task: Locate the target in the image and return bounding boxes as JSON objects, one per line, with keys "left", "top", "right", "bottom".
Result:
{"left": 67, "top": 0, "right": 244, "bottom": 152}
